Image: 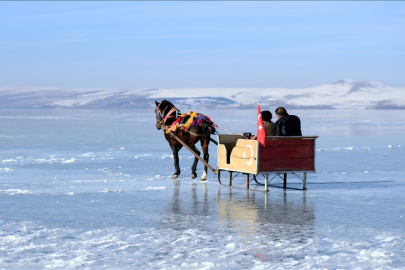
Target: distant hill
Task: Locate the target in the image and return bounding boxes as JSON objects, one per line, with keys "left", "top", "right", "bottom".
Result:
{"left": 1, "top": 80, "right": 404, "bottom": 109}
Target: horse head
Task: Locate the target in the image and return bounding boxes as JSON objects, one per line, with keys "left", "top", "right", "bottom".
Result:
{"left": 155, "top": 100, "right": 175, "bottom": 130}
{"left": 155, "top": 100, "right": 162, "bottom": 130}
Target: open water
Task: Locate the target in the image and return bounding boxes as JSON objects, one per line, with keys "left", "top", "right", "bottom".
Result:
{"left": 1, "top": 109, "right": 405, "bottom": 269}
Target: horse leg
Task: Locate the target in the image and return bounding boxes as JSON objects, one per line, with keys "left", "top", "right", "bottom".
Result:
{"left": 200, "top": 139, "right": 210, "bottom": 181}
{"left": 171, "top": 144, "right": 182, "bottom": 178}
{"left": 190, "top": 145, "right": 201, "bottom": 179}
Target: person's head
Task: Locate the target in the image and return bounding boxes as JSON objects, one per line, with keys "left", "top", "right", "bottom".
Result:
{"left": 261, "top": 110, "right": 272, "bottom": 121}
{"left": 275, "top": 107, "right": 287, "bottom": 119}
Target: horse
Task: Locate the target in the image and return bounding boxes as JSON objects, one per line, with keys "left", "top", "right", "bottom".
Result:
{"left": 155, "top": 100, "right": 216, "bottom": 180}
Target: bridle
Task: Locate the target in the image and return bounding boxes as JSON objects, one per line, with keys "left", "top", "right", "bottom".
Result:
{"left": 156, "top": 103, "right": 180, "bottom": 128}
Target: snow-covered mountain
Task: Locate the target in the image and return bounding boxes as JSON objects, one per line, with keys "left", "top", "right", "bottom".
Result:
{"left": 1, "top": 80, "right": 404, "bottom": 110}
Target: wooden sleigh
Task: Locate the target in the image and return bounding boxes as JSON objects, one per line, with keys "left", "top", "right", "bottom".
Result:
{"left": 166, "top": 128, "right": 318, "bottom": 191}
{"left": 216, "top": 134, "right": 318, "bottom": 191}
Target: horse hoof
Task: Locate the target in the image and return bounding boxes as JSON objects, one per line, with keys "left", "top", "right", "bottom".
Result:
{"left": 172, "top": 174, "right": 178, "bottom": 179}
{"left": 191, "top": 173, "right": 197, "bottom": 179}
{"left": 200, "top": 171, "right": 207, "bottom": 181}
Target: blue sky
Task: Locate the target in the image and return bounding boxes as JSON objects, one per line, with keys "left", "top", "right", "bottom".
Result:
{"left": 0, "top": 1, "right": 404, "bottom": 88}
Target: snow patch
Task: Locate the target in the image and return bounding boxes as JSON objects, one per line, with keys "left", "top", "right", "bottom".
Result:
{"left": 2, "top": 159, "right": 17, "bottom": 163}
{"left": 135, "top": 154, "right": 152, "bottom": 159}
{"left": 0, "top": 167, "right": 14, "bottom": 172}
{"left": 62, "top": 158, "right": 76, "bottom": 164}
{"left": 0, "top": 134, "right": 12, "bottom": 138}
{"left": 0, "top": 189, "right": 33, "bottom": 195}
{"left": 142, "top": 186, "right": 167, "bottom": 190}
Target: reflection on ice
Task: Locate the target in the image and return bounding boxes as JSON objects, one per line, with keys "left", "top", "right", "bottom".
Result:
{"left": 154, "top": 182, "right": 318, "bottom": 268}
{"left": 216, "top": 188, "right": 315, "bottom": 243}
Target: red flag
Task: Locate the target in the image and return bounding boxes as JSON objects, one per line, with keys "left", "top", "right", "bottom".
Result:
{"left": 257, "top": 104, "right": 266, "bottom": 146}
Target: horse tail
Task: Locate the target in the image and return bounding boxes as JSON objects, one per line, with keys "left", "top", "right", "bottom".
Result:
{"left": 201, "top": 119, "right": 216, "bottom": 137}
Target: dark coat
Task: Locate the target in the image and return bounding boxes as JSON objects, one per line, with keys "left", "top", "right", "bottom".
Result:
{"left": 264, "top": 121, "right": 277, "bottom": 136}
{"left": 276, "top": 114, "right": 302, "bottom": 136}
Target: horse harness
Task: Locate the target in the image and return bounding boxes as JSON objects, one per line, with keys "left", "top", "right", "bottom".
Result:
{"left": 156, "top": 105, "right": 212, "bottom": 138}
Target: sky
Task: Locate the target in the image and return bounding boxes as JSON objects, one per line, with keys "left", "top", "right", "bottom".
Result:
{"left": 0, "top": 1, "right": 404, "bottom": 89}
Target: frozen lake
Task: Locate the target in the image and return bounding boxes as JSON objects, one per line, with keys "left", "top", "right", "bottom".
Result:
{"left": 1, "top": 109, "right": 405, "bottom": 269}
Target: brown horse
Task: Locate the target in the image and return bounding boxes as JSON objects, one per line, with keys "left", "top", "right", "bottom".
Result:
{"left": 155, "top": 100, "right": 216, "bottom": 180}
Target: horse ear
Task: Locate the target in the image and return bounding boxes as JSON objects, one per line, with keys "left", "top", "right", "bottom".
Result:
{"left": 155, "top": 100, "right": 160, "bottom": 107}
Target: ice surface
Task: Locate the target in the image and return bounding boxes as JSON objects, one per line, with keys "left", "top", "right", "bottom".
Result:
{"left": 1, "top": 109, "right": 405, "bottom": 269}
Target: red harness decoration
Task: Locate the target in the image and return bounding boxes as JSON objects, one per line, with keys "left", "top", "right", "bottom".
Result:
{"left": 162, "top": 107, "right": 178, "bottom": 124}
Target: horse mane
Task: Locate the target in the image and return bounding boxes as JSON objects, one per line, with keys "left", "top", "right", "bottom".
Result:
{"left": 160, "top": 99, "right": 175, "bottom": 109}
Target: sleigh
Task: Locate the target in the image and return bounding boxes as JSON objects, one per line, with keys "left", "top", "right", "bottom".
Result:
{"left": 216, "top": 134, "right": 318, "bottom": 191}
